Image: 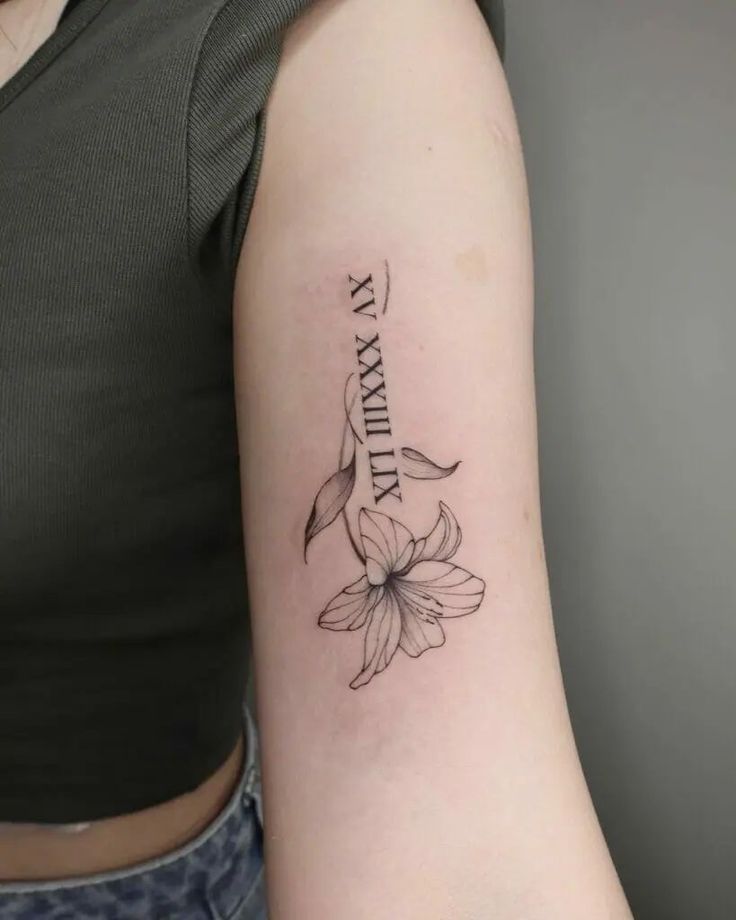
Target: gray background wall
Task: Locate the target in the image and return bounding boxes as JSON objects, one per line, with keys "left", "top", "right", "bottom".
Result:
{"left": 504, "top": 2, "right": 736, "bottom": 918}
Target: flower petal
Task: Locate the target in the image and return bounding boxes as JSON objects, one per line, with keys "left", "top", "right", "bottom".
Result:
{"left": 397, "top": 595, "right": 446, "bottom": 658}
{"left": 350, "top": 587, "right": 401, "bottom": 688}
{"left": 403, "top": 501, "right": 462, "bottom": 570}
{"left": 396, "top": 560, "right": 485, "bottom": 618}
{"left": 319, "top": 575, "right": 379, "bottom": 631}
{"left": 359, "top": 509, "right": 414, "bottom": 586}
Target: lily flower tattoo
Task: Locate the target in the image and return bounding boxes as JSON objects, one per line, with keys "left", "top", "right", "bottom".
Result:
{"left": 303, "top": 264, "right": 485, "bottom": 688}
{"left": 319, "top": 503, "right": 485, "bottom": 689}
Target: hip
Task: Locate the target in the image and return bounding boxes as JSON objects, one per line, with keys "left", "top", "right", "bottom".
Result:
{"left": 0, "top": 701, "right": 267, "bottom": 919}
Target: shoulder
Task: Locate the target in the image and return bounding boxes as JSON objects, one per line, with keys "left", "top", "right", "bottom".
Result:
{"left": 273, "top": 0, "right": 517, "bottom": 155}
{"left": 239, "top": 0, "right": 521, "bottom": 237}
{"left": 233, "top": 0, "right": 529, "bottom": 345}
{"left": 280, "top": 0, "right": 505, "bottom": 65}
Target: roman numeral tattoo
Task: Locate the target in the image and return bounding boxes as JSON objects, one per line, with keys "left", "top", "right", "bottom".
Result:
{"left": 352, "top": 273, "right": 400, "bottom": 498}
{"left": 369, "top": 449, "right": 401, "bottom": 504}
{"left": 303, "top": 259, "right": 486, "bottom": 689}
{"left": 349, "top": 273, "right": 377, "bottom": 319}
{"left": 356, "top": 333, "right": 394, "bottom": 441}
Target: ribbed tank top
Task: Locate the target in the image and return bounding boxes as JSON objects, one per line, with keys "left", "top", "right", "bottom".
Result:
{"left": 0, "top": 0, "right": 504, "bottom": 826}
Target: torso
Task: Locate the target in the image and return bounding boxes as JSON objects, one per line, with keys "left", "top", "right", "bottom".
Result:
{"left": 0, "top": 736, "right": 244, "bottom": 881}
{"left": 0, "top": 0, "right": 246, "bottom": 881}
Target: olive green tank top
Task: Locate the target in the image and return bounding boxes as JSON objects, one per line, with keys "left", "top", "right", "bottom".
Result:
{"left": 0, "top": 0, "right": 504, "bottom": 823}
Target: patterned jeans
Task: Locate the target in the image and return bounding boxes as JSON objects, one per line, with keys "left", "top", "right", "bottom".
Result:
{"left": 0, "top": 702, "right": 267, "bottom": 919}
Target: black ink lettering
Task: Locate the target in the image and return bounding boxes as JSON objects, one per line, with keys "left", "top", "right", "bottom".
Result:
{"left": 369, "top": 449, "right": 402, "bottom": 503}
{"left": 361, "top": 380, "right": 387, "bottom": 404}
{"left": 355, "top": 331, "right": 392, "bottom": 437}
{"left": 349, "top": 274, "right": 377, "bottom": 319}
{"left": 356, "top": 333, "right": 380, "bottom": 357}
{"left": 364, "top": 416, "right": 392, "bottom": 437}
{"left": 358, "top": 356, "right": 384, "bottom": 380}
{"left": 373, "top": 476, "right": 402, "bottom": 504}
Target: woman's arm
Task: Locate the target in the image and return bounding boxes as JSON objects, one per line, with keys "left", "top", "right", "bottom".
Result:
{"left": 233, "top": 0, "right": 632, "bottom": 916}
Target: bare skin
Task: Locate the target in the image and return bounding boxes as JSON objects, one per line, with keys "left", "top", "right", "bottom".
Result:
{"left": 0, "top": 0, "right": 65, "bottom": 87}
{"left": 0, "top": 736, "right": 244, "bottom": 881}
{"left": 0, "top": 0, "right": 247, "bottom": 883}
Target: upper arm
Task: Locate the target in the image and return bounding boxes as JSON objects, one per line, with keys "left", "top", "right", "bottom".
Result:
{"left": 236, "top": 0, "right": 537, "bottom": 704}
{"left": 232, "top": 1, "right": 630, "bottom": 917}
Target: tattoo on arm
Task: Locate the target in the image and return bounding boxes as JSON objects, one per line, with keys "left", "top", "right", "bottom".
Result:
{"left": 304, "top": 261, "right": 486, "bottom": 689}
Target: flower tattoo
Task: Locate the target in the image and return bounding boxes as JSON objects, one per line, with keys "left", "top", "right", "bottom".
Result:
{"left": 304, "top": 263, "right": 486, "bottom": 688}
{"left": 319, "top": 503, "right": 485, "bottom": 688}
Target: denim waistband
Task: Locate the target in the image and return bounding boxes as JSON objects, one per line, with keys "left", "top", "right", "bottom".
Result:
{"left": 0, "top": 697, "right": 264, "bottom": 905}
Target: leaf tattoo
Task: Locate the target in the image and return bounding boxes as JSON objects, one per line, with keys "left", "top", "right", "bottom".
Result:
{"left": 304, "top": 449, "right": 356, "bottom": 561}
{"left": 303, "top": 375, "right": 362, "bottom": 560}
{"left": 401, "top": 447, "right": 460, "bottom": 480}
